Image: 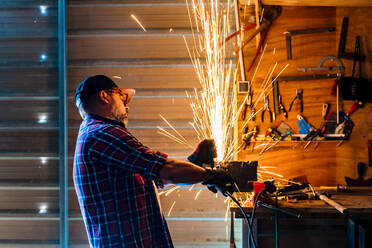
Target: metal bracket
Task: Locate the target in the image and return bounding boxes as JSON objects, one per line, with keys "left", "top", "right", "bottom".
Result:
{"left": 285, "top": 27, "right": 335, "bottom": 60}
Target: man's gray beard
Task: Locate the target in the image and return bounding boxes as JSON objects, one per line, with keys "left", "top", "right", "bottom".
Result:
{"left": 112, "top": 105, "right": 128, "bottom": 127}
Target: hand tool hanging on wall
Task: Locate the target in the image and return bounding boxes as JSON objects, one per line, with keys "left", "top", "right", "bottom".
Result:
{"left": 296, "top": 115, "right": 312, "bottom": 135}
{"left": 241, "top": 82, "right": 255, "bottom": 121}
{"left": 237, "top": 6, "right": 281, "bottom": 72}
{"left": 303, "top": 104, "right": 329, "bottom": 148}
{"left": 285, "top": 27, "right": 335, "bottom": 60}
{"left": 250, "top": 126, "right": 258, "bottom": 151}
{"left": 261, "top": 95, "right": 273, "bottom": 122}
{"left": 272, "top": 74, "right": 339, "bottom": 116}
{"left": 337, "top": 17, "right": 365, "bottom": 61}
{"left": 288, "top": 89, "right": 303, "bottom": 113}
{"left": 339, "top": 36, "right": 372, "bottom": 103}
{"left": 242, "top": 130, "right": 254, "bottom": 150}
{"left": 334, "top": 111, "right": 354, "bottom": 139}
{"left": 297, "top": 56, "right": 345, "bottom": 72}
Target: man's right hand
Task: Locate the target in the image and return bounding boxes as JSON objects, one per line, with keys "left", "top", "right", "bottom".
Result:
{"left": 202, "top": 168, "right": 235, "bottom": 196}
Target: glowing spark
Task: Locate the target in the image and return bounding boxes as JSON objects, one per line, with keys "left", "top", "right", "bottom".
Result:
{"left": 188, "top": 184, "right": 195, "bottom": 191}
{"left": 130, "top": 14, "right": 147, "bottom": 32}
{"left": 225, "top": 198, "right": 230, "bottom": 221}
{"left": 165, "top": 186, "right": 180, "bottom": 197}
{"left": 167, "top": 201, "right": 176, "bottom": 216}
{"left": 259, "top": 8, "right": 265, "bottom": 23}
{"left": 112, "top": 76, "right": 122, "bottom": 79}
{"left": 194, "top": 189, "right": 202, "bottom": 200}
{"left": 258, "top": 170, "right": 284, "bottom": 178}
{"left": 259, "top": 141, "right": 270, "bottom": 154}
{"left": 273, "top": 47, "right": 276, "bottom": 54}
{"left": 263, "top": 140, "right": 280, "bottom": 153}
{"left": 157, "top": 127, "right": 193, "bottom": 149}
{"left": 226, "top": 224, "right": 229, "bottom": 241}
{"left": 169, "top": 28, "right": 173, "bottom": 32}
{"left": 159, "top": 114, "right": 189, "bottom": 144}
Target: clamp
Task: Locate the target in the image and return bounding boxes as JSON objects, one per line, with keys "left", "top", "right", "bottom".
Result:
{"left": 288, "top": 89, "right": 303, "bottom": 113}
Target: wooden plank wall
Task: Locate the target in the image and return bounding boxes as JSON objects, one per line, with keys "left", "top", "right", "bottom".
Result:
{"left": 237, "top": 4, "right": 372, "bottom": 186}
{"left": 0, "top": 0, "right": 239, "bottom": 247}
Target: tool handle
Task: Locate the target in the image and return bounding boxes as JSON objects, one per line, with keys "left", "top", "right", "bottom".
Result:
{"left": 319, "top": 194, "right": 347, "bottom": 214}
{"left": 347, "top": 102, "right": 359, "bottom": 116}
{"left": 322, "top": 103, "right": 329, "bottom": 118}
{"left": 241, "top": 103, "right": 248, "bottom": 120}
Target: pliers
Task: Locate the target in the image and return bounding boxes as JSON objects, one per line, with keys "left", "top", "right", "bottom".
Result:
{"left": 261, "top": 95, "right": 273, "bottom": 122}
{"left": 241, "top": 88, "right": 255, "bottom": 121}
{"left": 288, "top": 89, "right": 303, "bottom": 113}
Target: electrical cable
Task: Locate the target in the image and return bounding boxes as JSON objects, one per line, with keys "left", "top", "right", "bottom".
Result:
{"left": 226, "top": 192, "right": 257, "bottom": 248}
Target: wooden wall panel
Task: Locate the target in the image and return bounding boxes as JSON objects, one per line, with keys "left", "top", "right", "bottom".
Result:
{"left": 0, "top": 7, "right": 57, "bottom": 37}
{"left": 68, "top": 67, "right": 199, "bottom": 91}
{"left": 0, "top": 69, "right": 58, "bottom": 96}
{"left": 68, "top": 36, "right": 196, "bottom": 60}
{"left": 0, "top": 38, "right": 58, "bottom": 60}
{"left": 0, "top": 160, "right": 58, "bottom": 181}
{"left": 0, "top": 97, "right": 194, "bottom": 127}
{"left": 0, "top": 220, "right": 58, "bottom": 240}
{"left": 237, "top": 5, "right": 372, "bottom": 186}
{"left": 68, "top": 5, "right": 192, "bottom": 31}
{"left": 0, "top": 128, "right": 196, "bottom": 157}
{"left": 0, "top": 190, "right": 58, "bottom": 210}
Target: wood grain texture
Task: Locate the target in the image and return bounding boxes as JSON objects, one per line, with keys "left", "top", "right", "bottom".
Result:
{"left": 237, "top": 6, "right": 372, "bottom": 186}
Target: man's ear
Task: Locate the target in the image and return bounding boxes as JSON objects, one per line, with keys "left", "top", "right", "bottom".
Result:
{"left": 97, "top": 90, "right": 111, "bottom": 104}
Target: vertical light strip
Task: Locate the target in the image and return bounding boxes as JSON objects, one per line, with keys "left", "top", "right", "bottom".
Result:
{"left": 58, "top": 0, "right": 68, "bottom": 247}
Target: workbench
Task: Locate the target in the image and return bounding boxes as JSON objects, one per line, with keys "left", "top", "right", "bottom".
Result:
{"left": 230, "top": 188, "right": 372, "bottom": 248}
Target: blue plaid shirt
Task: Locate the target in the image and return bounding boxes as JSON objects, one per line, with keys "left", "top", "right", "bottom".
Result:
{"left": 73, "top": 115, "right": 173, "bottom": 248}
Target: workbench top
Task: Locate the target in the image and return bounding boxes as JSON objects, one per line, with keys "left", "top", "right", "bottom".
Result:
{"left": 230, "top": 188, "right": 372, "bottom": 218}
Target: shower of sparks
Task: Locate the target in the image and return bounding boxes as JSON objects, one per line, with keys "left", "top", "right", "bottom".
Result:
{"left": 130, "top": 14, "right": 147, "bottom": 32}
{"left": 194, "top": 189, "right": 202, "bottom": 200}
{"left": 167, "top": 201, "right": 176, "bottom": 217}
{"left": 183, "top": 0, "right": 236, "bottom": 162}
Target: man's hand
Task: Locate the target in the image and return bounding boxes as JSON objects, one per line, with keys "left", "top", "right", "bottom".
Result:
{"left": 187, "top": 139, "right": 217, "bottom": 167}
{"left": 202, "top": 168, "right": 235, "bottom": 196}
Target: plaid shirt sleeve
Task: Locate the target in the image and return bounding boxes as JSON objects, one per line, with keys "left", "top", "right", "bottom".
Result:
{"left": 89, "top": 125, "right": 167, "bottom": 180}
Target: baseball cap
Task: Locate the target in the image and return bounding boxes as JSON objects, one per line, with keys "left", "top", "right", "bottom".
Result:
{"left": 75, "top": 75, "right": 135, "bottom": 107}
